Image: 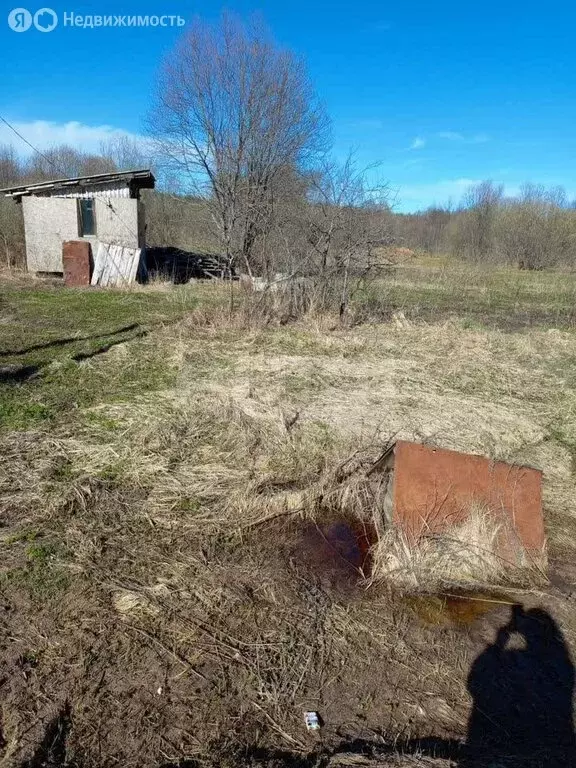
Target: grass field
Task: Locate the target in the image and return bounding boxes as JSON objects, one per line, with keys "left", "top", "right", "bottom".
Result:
{"left": 0, "top": 281, "right": 200, "bottom": 430}
{"left": 1, "top": 263, "right": 576, "bottom": 767}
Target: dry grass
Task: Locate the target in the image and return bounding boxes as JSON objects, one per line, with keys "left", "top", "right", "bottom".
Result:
{"left": 0, "top": 383, "right": 477, "bottom": 764}
{"left": 370, "top": 503, "right": 547, "bottom": 593}
{"left": 1, "top": 267, "right": 576, "bottom": 766}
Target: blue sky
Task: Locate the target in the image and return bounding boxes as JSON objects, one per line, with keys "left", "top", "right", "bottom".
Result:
{"left": 1, "top": 0, "right": 574, "bottom": 211}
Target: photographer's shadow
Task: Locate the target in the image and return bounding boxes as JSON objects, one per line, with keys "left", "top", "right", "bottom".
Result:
{"left": 462, "top": 605, "right": 576, "bottom": 767}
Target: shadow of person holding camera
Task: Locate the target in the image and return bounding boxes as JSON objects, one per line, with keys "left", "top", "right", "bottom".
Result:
{"left": 462, "top": 605, "right": 576, "bottom": 767}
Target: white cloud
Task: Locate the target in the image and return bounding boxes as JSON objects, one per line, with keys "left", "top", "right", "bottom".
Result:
{"left": 437, "top": 131, "right": 464, "bottom": 141}
{"left": 409, "top": 136, "right": 426, "bottom": 150}
{"left": 0, "top": 119, "right": 144, "bottom": 155}
{"left": 437, "top": 131, "right": 490, "bottom": 144}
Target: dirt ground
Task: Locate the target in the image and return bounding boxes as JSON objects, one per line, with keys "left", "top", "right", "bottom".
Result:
{"left": 1, "top": 272, "right": 576, "bottom": 767}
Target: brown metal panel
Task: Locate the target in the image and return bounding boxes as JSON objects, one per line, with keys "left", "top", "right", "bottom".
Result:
{"left": 391, "top": 440, "right": 544, "bottom": 554}
{"left": 62, "top": 240, "right": 92, "bottom": 287}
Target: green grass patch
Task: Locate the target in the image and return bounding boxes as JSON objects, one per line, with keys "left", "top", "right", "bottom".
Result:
{"left": 0, "top": 283, "right": 200, "bottom": 431}
{"left": 353, "top": 266, "right": 576, "bottom": 330}
{"left": 0, "top": 284, "right": 197, "bottom": 367}
{"left": 0, "top": 539, "right": 71, "bottom": 601}
{"left": 0, "top": 335, "right": 179, "bottom": 431}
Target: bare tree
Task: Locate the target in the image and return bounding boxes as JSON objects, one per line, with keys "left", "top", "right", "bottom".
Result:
{"left": 0, "top": 144, "right": 21, "bottom": 187}
{"left": 148, "top": 13, "right": 328, "bottom": 276}
{"left": 305, "top": 153, "right": 393, "bottom": 316}
{"left": 0, "top": 145, "right": 25, "bottom": 268}
{"left": 251, "top": 152, "right": 394, "bottom": 320}
{"left": 496, "top": 184, "right": 576, "bottom": 269}
{"left": 452, "top": 181, "right": 503, "bottom": 261}
{"left": 304, "top": 153, "right": 392, "bottom": 274}
{"left": 99, "top": 136, "right": 153, "bottom": 172}
{"left": 25, "top": 145, "right": 115, "bottom": 181}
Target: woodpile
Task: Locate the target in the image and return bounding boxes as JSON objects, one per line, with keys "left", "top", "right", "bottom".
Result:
{"left": 144, "top": 247, "right": 233, "bottom": 283}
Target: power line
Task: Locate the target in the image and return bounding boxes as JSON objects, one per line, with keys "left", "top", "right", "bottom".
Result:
{"left": 0, "top": 113, "right": 142, "bottom": 286}
{"left": 0, "top": 115, "right": 60, "bottom": 170}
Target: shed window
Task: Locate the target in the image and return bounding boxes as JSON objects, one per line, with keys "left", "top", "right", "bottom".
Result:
{"left": 78, "top": 199, "right": 96, "bottom": 236}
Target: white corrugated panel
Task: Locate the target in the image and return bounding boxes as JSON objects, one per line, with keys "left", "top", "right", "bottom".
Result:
{"left": 92, "top": 241, "right": 141, "bottom": 287}
{"left": 50, "top": 183, "right": 130, "bottom": 199}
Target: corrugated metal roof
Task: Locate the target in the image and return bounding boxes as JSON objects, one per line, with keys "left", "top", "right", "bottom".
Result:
{"left": 51, "top": 184, "right": 131, "bottom": 200}
{"left": 0, "top": 169, "right": 155, "bottom": 199}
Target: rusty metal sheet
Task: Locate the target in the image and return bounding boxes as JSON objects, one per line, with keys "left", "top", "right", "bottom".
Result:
{"left": 389, "top": 440, "right": 545, "bottom": 555}
{"left": 62, "top": 240, "right": 91, "bottom": 287}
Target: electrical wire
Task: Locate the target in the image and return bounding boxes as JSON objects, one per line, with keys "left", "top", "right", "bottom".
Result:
{"left": 0, "top": 113, "right": 143, "bottom": 285}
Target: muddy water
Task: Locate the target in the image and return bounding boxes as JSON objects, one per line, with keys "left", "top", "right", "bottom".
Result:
{"left": 295, "top": 518, "right": 517, "bottom": 626}
{"left": 295, "top": 519, "right": 376, "bottom": 592}
{"left": 406, "top": 592, "right": 517, "bottom": 626}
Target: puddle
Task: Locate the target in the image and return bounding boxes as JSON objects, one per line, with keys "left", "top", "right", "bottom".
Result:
{"left": 406, "top": 591, "right": 517, "bottom": 626}
{"left": 293, "top": 518, "right": 517, "bottom": 623}
{"left": 294, "top": 518, "right": 376, "bottom": 592}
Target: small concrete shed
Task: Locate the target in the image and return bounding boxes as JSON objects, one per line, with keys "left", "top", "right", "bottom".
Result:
{"left": 1, "top": 169, "right": 155, "bottom": 274}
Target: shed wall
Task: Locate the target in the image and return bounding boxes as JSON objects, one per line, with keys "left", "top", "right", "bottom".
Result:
{"left": 22, "top": 197, "right": 79, "bottom": 272}
{"left": 22, "top": 196, "right": 142, "bottom": 272}
{"left": 93, "top": 198, "right": 140, "bottom": 248}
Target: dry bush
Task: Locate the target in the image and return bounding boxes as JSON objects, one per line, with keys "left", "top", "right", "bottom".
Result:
{"left": 369, "top": 503, "right": 547, "bottom": 593}
{"left": 494, "top": 185, "right": 576, "bottom": 269}
{"left": 182, "top": 274, "right": 391, "bottom": 331}
{"left": 445, "top": 180, "right": 576, "bottom": 268}
{"left": 248, "top": 276, "right": 349, "bottom": 322}
{"left": 181, "top": 277, "right": 342, "bottom": 329}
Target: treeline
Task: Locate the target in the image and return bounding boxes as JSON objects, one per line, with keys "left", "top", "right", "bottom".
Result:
{"left": 395, "top": 181, "right": 576, "bottom": 269}
{"left": 3, "top": 138, "right": 576, "bottom": 275}
{"left": 2, "top": 14, "right": 575, "bottom": 276}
